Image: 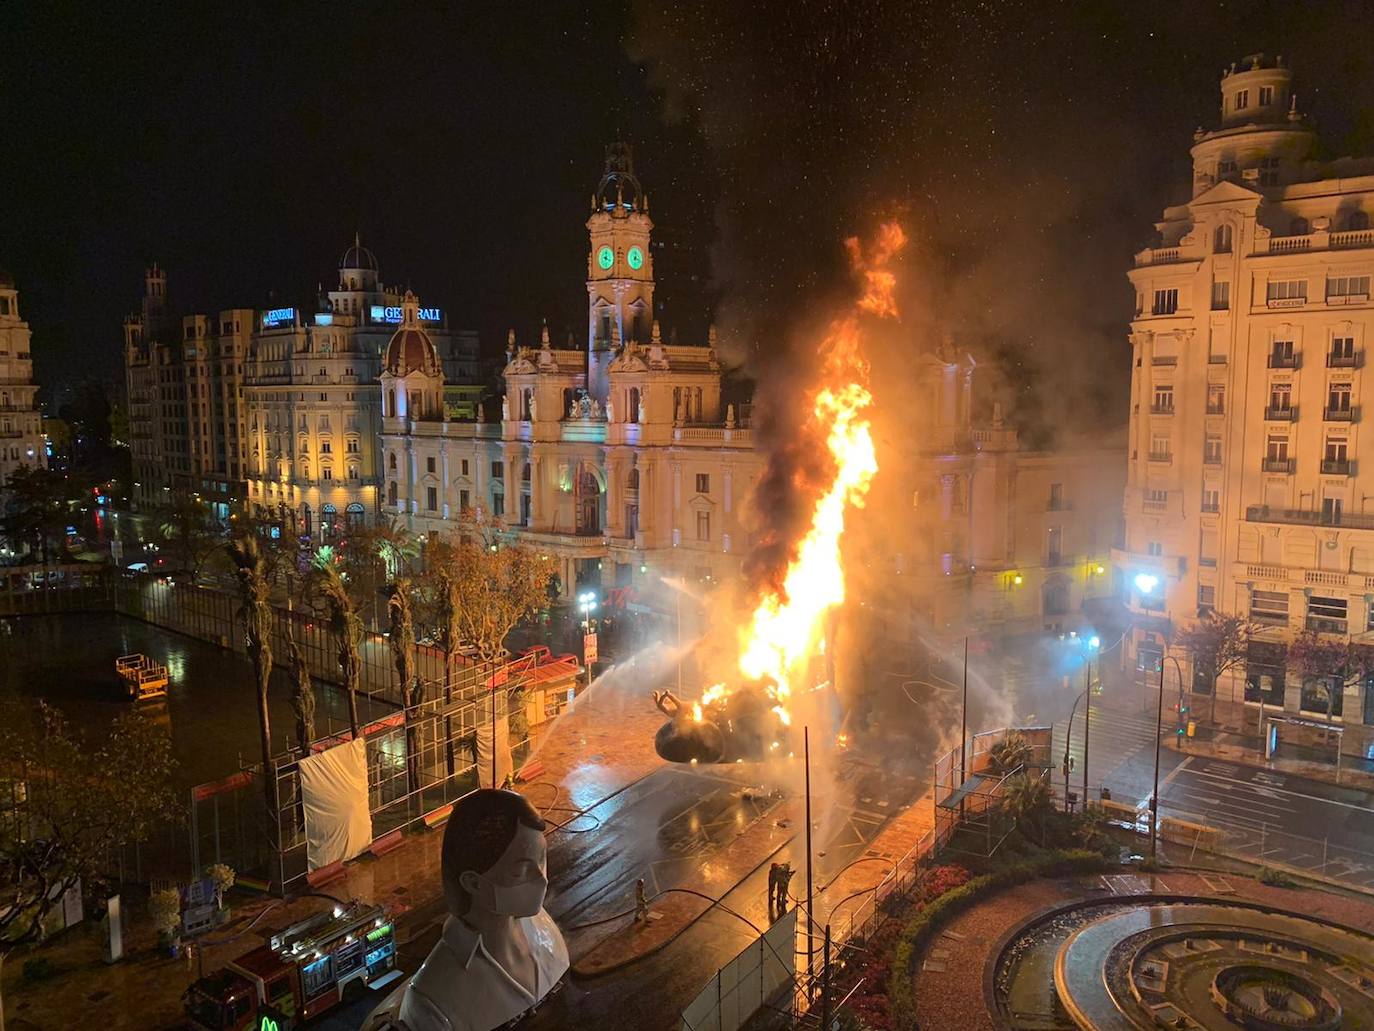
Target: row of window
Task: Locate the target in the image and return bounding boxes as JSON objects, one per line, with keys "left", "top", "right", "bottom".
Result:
{"left": 1151, "top": 275, "right": 1370, "bottom": 316}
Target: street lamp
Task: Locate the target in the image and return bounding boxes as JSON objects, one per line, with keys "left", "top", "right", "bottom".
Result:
{"left": 578, "top": 591, "right": 597, "bottom": 691}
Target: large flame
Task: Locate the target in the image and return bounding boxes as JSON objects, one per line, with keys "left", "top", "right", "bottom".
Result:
{"left": 736, "top": 222, "right": 907, "bottom": 724}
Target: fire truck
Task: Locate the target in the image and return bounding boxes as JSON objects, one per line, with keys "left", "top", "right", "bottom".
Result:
{"left": 184, "top": 900, "right": 399, "bottom": 1030}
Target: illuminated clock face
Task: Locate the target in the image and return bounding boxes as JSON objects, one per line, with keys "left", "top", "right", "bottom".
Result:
{"left": 627, "top": 246, "right": 644, "bottom": 271}
{"left": 597, "top": 246, "right": 614, "bottom": 271}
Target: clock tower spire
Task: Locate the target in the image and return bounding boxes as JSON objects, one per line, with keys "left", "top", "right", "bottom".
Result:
{"left": 586, "top": 141, "right": 653, "bottom": 403}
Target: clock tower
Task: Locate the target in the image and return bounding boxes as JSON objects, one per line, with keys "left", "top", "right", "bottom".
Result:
{"left": 586, "top": 142, "right": 653, "bottom": 403}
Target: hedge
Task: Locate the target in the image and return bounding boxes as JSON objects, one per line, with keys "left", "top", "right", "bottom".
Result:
{"left": 886, "top": 849, "right": 1110, "bottom": 1029}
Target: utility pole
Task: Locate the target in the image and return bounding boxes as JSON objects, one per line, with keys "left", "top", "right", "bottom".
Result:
{"left": 959, "top": 637, "right": 968, "bottom": 785}
{"left": 1083, "top": 652, "right": 1091, "bottom": 806}
{"left": 821, "top": 924, "right": 832, "bottom": 1031}
{"left": 1150, "top": 654, "right": 1165, "bottom": 858}
{"left": 676, "top": 587, "right": 682, "bottom": 693}
{"left": 804, "top": 726, "right": 815, "bottom": 990}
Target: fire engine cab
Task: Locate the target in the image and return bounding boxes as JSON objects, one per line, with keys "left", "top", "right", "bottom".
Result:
{"left": 184, "top": 900, "right": 399, "bottom": 1030}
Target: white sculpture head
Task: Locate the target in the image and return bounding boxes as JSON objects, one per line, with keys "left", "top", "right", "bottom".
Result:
{"left": 443, "top": 789, "right": 549, "bottom": 920}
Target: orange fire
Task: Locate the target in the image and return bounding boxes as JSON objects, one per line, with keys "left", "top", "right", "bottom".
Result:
{"left": 735, "top": 222, "right": 908, "bottom": 725}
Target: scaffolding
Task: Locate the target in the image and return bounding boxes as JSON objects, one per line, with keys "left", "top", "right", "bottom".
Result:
{"left": 934, "top": 726, "right": 1054, "bottom": 857}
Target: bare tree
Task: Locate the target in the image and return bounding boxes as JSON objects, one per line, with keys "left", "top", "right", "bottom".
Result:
{"left": 1288, "top": 631, "right": 1374, "bottom": 730}
{"left": 427, "top": 533, "right": 552, "bottom": 662}
{"left": 1175, "top": 611, "right": 1261, "bottom": 720}
{"left": 0, "top": 702, "right": 178, "bottom": 1030}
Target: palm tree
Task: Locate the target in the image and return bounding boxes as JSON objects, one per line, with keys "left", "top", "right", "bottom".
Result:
{"left": 1002, "top": 772, "right": 1053, "bottom": 845}
{"left": 310, "top": 552, "right": 362, "bottom": 737}
{"left": 284, "top": 620, "right": 316, "bottom": 753}
{"left": 989, "top": 731, "right": 1032, "bottom": 775}
{"left": 424, "top": 537, "right": 465, "bottom": 776}
{"left": 385, "top": 579, "right": 423, "bottom": 797}
{"left": 226, "top": 534, "right": 276, "bottom": 814}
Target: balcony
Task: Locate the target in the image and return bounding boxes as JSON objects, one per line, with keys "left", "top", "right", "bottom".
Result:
{"left": 1327, "top": 352, "right": 1361, "bottom": 368}
{"left": 1321, "top": 459, "right": 1353, "bottom": 475}
{"left": 1203, "top": 453, "right": 1222, "bottom": 466}
{"left": 1307, "top": 617, "right": 1348, "bottom": 634}
{"left": 1147, "top": 451, "right": 1172, "bottom": 464}
{"left": 1267, "top": 352, "right": 1300, "bottom": 369}
{"left": 1263, "top": 405, "right": 1296, "bottom": 421}
{"left": 1205, "top": 404, "right": 1225, "bottom": 415}
{"left": 1323, "top": 406, "right": 1357, "bottom": 422}
{"left": 1151, "top": 355, "right": 1178, "bottom": 366}
{"left": 1148, "top": 404, "right": 1175, "bottom": 415}
{"left": 1262, "top": 458, "right": 1295, "bottom": 473}
{"left": 1246, "top": 504, "right": 1374, "bottom": 531}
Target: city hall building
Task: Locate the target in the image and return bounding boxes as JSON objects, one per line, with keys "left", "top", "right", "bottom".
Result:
{"left": 1120, "top": 55, "right": 1374, "bottom": 739}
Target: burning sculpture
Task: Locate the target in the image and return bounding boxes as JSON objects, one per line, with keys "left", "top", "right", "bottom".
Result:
{"left": 653, "top": 223, "right": 907, "bottom": 764}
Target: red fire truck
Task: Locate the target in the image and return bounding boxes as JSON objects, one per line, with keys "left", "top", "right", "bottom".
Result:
{"left": 184, "top": 900, "right": 400, "bottom": 1030}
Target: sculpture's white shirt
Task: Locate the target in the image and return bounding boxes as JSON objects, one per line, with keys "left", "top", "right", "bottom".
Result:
{"left": 396, "top": 909, "right": 569, "bottom": 1031}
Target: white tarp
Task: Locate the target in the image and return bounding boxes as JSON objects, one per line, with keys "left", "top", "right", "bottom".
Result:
{"left": 475, "top": 690, "right": 513, "bottom": 788}
{"left": 681, "top": 906, "right": 797, "bottom": 1031}
{"left": 301, "top": 737, "right": 372, "bottom": 871}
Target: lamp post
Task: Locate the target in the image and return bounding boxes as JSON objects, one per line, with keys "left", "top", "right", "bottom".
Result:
{"left": 1150, "top": 653, "right": 1164, "bottom": 858}
{"left": 1084, "top": 635, "right": 1099, "bottom": 805}
{"left": 1062, "top": 687, "right": 1086, "bottom": 809}
{"left": 578, "top": 591, "right": 597, "bottom": 691}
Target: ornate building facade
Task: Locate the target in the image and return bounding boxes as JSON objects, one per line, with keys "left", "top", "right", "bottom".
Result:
{"left": 123, "top": 241, "right": 480, "bottom": 529}
{"left": 1119, "top": 55, "right": 1374, "bottom": 739}
{"left": 0, "top": 268, "right": 45, "bottom": 487}
{"left": 381, "top": 148, "right": 763, "bottom": 598}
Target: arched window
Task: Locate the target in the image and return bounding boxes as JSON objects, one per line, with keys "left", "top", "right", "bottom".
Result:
{"left": 302, "top": 504, "right": 313, "bottom": 536}
{"left": 321, "top": 503, "right": 337, "bottom": 536}
{"left": 627, "top": 468, "right": 640, "bottom": 490}
{"left": 1043, "top": 581, "right": 1070, "bottom": 617}
{"left": 345, "top": 502, "right": 366, "bottom": 528}
{"left": 1290, "top": 216, "right": 1310, "bottom": 235}
{"left": 522, "top": 388, "right": 533, "bottom": 421}
{"left": 387, "top": 481, "right": 398, "bottom": 507}
{"left": 388, "top": 452, "right": 397, "bottom": 471}
{"left": 522, "top": 463, "right": 531, "bottom": 482}
{"left": 1344, "top": 210, "right": 1370, "bottom": 232}
{"left": 1213, "top": 224, "right": 1232, "bottom": 253}
{"left": 628, "top": 387, "right": 640, "bottom": 422}
{"left": 387, "top": 389, "right": 395, "bottom": 417}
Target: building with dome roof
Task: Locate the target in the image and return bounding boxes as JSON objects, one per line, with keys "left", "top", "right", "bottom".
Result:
{"left": 0, "top": 269, "right": 46, "bottom": 490}
{"left": 122, "top": 238, "right": 480, "bottom": 531}
{"left": 1118, "top": 55, "right": 1374, "bottom": 743}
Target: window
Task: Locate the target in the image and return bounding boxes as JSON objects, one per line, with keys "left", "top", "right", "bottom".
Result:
{"left": 1149, "top": 434, "right": 1172, "bottom": 462}
{"left": 426, "top": 456, "right": 436, "bottom": 474}
{"left": 1146, "top": 541, "right": 1164, "bottom": 556}
{"left": 426, "top": 486, "right": 437, "bottom": 511}
{"left": 695, "top": 473, "right": 710, "bottom": 494}
{"left": 1245, "top": 642, "right": 1287, "bottom": 705}
{"left": 1211, "top": 280, "right": 1230, "bottom": 310}
{"left": 1250, "top": 590, "right": 1289, "bottom": 626}
{"left": 347, "top": 465, "right": 357, "bottom": 480}
{"left": 320, "top": 439, "right": 332, "bottom": 454}
{"left": 1213, "top": 224, "right": 1232, "bottom": 253}
{"left": 1143, "top": 489, "right": 1168, "bottom": 511}
{"left": 1151, "top": 288, "right": 1179, "bottom": 315}
{"left": 520, "top": 494, "right": 531, "bottom": 524}
{"left": 1048, "top": 483, "right": 1063, "bottom": 511}
{"left": 1289, "top": 217, "right": 1310, "bottom": 236}
{"left": 1203, "top": 437, "right": 1222, "bottom": 464}
{"left": 1325, "top": 436, "right": 1349, "bottom": 463}
{"left": 1307, "top": 595, "right": 1348, "bottom": 635}
{"left": 1330, "top": 336, "right": 1357, "bottom": 365}
{"left": 1328, "top": 275, "right": 1371, "bottom": 299}
{"left": 1206, "top": 384, "right": 1225, "bottom": 414}
{"left": 696, "top": 510, "right": 711, "bottom": 541}
{"left": 1234, "top": 89, "right": 1249, "bottom": 111}
{"left": 627, "top": 468, "right": 640, "bottom": 490}
{"left": 1151, "top": 384, "right": 1174, "bottom": 412}
{"left": 1328, "top": 381, "right": 1352, "bottom": 413}
{"left": 1046, "top": 526, "right": 1063, "bottom": 565}
{"left": 1267, "top": 279, "right": 1306, "bottom": 303}
{"left": 492, "top": 493, "right": 505, "bottom": 517}
{"left": 461, "top": 459, "right": 469, "bottom": 476}
{"left": 459, "top": 489, "right": 470, "bottom": 511}
{"left": 388, "top": 452, "right": 397, "bottom": 471}
{"left": 346, "top": 437, "right": 359, "bottom": 453}
{"left": 1259, "top": 85, "right": 1274, "bottom": 106}
{"left": 387, "top": 481, "right": 398, "bottom": 506}
{"left": 1268, "top": 382, "right": 1292, "bottom": 412}
{"left": 322, "top": 466, "right": 333, "bottom": 481}
{"left": 1266, "top": 434, "right": 1290, "bottom": 461}
{"left": 1269, "top": 339, "right": 1296, "bottom": 366}
{"left": 490, "top": 460, "right": 504, "bottom": 479}
{"left": 1259, "top": 156, "right": 1280, "bottom": 186}
{"left": 1343, "top": 211, "right": 1370, "bottom": 232}
{"left": 1322, "top": 496, "right": 1343, "bottom": 523}
{"left": 1198, "top": 584, "right": 1216, "bottom": 609}
{"left": 1218, "top": 158, "right": 1237, "bottom": 176}
{"left": 1202, "top": 487, "right": 1220, "bottom": 513}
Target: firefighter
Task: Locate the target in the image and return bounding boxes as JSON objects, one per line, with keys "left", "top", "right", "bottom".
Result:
{"left": 775, "top": 862, "right": 795, "bottom": 915}
{"left": 767, "top": 863, "right": 781, "bottom": 919}
{"left": 634, "top": 878, "right": 648, "bottom": 923}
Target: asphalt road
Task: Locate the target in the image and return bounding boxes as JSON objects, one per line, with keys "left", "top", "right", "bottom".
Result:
{"left": 1157, "top": 754, "right": 1374, "bottom": 890}
{"left": 315, "top": 745, "right": 925, "bottom": 1031}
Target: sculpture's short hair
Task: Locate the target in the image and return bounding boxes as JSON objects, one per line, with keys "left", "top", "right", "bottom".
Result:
{"left": 441, "top": 789, "right": 546, "bottom": 915}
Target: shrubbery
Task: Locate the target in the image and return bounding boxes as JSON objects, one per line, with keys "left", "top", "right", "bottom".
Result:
{"left": 885, "top": 849, "right": 1110, "bottom": 1029}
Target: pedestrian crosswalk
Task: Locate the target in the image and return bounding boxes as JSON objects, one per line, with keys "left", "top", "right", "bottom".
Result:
{"left": 1051, "top": 702, "right": 1165, "bottom": 804}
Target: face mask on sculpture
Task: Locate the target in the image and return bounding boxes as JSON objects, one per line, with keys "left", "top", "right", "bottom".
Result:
{"left": 472, "top": 868, "right": 548, "bottom": 918}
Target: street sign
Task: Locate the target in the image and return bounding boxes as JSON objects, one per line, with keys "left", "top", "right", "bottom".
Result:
{"left": 583, "top": 632, "right": 598, "bottom": 665}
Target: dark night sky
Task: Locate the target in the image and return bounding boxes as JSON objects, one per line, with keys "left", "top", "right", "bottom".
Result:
{"left": 7, "top": 1, "right": 1374, "bottom": 432}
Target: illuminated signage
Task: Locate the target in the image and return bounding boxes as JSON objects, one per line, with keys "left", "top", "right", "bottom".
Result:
{"left": 262, "top": 307, "right": 296, "bottom": 328}
{"left": 370, "top": 305, "right": 442, "bottom": 324}
{"left": 366, "top": 923, "right": 392, "bottom": 942}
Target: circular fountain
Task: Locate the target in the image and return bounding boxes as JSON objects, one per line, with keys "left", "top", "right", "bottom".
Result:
{"left": 990, "top": 899, "right": 1374, "bottom": 1030}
